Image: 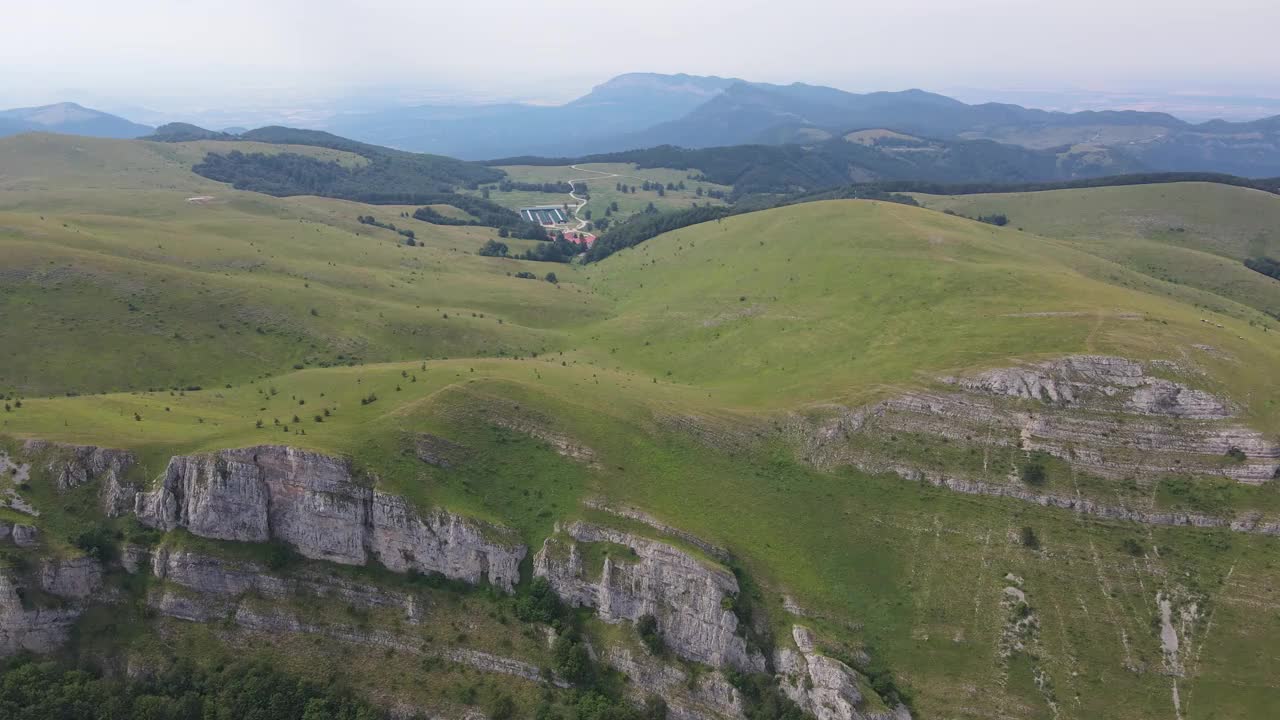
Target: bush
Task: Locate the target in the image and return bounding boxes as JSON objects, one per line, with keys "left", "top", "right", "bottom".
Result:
{"left": 514, "top": 577, "right": 563, "bottom": 625}
{"left": 1225, "top": 446, "right": 1247, "bottom": 462}
{"left": 637, "top": 614, "right": 663, "bottom": 655}
{"left": 1020, "top": 459, "right": 1047, "bottom": 486}
{"left": 1020, "top": 526, "right": 1040, "bottom": 550}
{"left": 73, "top": 526, "right": 117, "bottom": 563}
{"left": 478, "top": 239, "right": 510, "bottom": 257}
{"left": 544, "top": 272, "right": 558, "bottom": 284}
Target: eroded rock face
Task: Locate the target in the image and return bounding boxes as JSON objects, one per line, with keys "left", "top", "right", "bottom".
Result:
{"left": 786, "top": 355, "right": 1280, "bottom": 524}
{"left": 775, "top": 626, "right": 909, "bottom": 720}
{"left": 534, "top": 521, "right": 764, "bottom": 671}
{"left": 23, "top": 440, "right": 137, "bottom": 492}
{"left": 150, "top": 546, "right": 425, "bottom": 622}
{"left": 606, "top": 644, "right": 745, "bottom": 720}
{"left": 13, "top": 441, "right": 137, "bottom": 516}
{"left": 39, "top": 556, "right": 103, "bottom": 600}
{"left": 145, "top": 556, "right": 557, "bottom": 688}
{"left": 0, "top": 522, "right": 39, "bottom": 547}
{"left": 1, "top": 556, "right": 103, "bottom": 657}
{"left": 948, "top": 355, "right": 1232, "bottom": 419}
{"left": 135, "top": 446, "right": 526, "bottom": 591}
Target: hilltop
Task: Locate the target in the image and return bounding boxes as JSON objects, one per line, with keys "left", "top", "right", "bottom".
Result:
{"left": 0, "top": 101, "right": 151, "bottom": 139}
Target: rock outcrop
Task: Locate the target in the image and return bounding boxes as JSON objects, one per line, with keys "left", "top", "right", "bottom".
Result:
{"left": 21, "top": 440, "right": 138, "bottom": 515}
{"left": 0, "top": 522, "right": 39, "bottom": 547}
{"left": 134, "top": 446, "right": 526, "bottom": 591}
{"left": 1, "top": 556, "right": 103, "bottom": 657}
{"left": 606, "top": 644, "right": 746, "bottom": 720}
{"left": 948, "top": 355, "right": 1232, "bottom": 419}
{"left": 775, "top": 626, "right": 910, "bottom": 720}
{"left": 144, "top": 547, "right": 560, "bottom": 687}
{"left": 39, "top": 556, "right": 103, "bottom": 600}
{"left": 782, "top": 355, "right": 1280, "bottom": 528}
{"left": 150, "top": 546, "right": 425, "bottom": 623}
{"left": 534, "top": 521, "right": 764, "bottom": 671}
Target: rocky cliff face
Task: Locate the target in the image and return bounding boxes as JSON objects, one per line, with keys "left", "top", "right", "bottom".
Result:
{"left": 534, "top": 521, "right": 764, "bottom": 671}
{"left": 22, "top": 440, "right": 138, "bottom": 515}
{"left": 774, "top": 626, "right": 913, "bottom": 720}
{"left": 784, "top": 355, "right": 1280, "bottom": 527}
{"left": 135, "top": 446, "right": 526, "bottom": 591}
{"left": 606, "top": 643, "right": 746, "bottom": 720}
{"left": 0, "top": 556, "right": 103, "bottom": 656}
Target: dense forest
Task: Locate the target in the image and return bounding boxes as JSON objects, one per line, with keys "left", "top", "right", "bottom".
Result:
{"left": 168, "top": 122, "right": 503, "bottom": 202}
{"left": 0, "top": 658, "right": 383, "bottom": 720}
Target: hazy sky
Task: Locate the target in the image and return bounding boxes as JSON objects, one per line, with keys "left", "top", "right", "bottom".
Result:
{"left": 5, "top": 0, "right": 1279, "bottom": 110}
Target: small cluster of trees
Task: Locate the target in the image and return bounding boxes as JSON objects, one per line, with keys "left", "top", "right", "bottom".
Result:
{"left": 356, "top": 215, "right": 416, "bottom": 243}
{"left": 1245, "top": 255, "right": 1280, "bottom": 281}
{"left": 478, "top": 239, "right": 509, "bottom": 257}
{"left": 491, "top": 180, "right": 574, "bottom": 194}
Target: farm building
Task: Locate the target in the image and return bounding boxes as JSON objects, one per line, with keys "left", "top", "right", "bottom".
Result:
{"left": 520, "top": 205, "right": 568, "bottom": 225}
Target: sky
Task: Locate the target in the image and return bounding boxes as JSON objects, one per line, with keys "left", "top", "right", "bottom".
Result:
{"left": 4, "top": 0, "right": 1279, "bottom": 116}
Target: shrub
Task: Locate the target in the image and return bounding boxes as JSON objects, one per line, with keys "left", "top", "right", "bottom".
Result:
{"left": 479, "top": 239, "right": 510, "bottom": 257}
{"left": 637, "top": 614, "right": 663, "bottom": 655}
{"left": 1021, "top": 526, "right": 1040, "bottom": 549}
{"left": 1225, "top": 446, "right": 1247, "bottom": 462}
{"left": 74, "top": 526, "right": 117, "bottom": 563}
{"left": 1020, "top": 459, "right": 1047, "bottom": 486}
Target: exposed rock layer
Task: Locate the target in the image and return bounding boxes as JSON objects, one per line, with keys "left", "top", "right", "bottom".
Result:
{"left": 534, "top": 521, "right": 764, "bottom": 671}
{"left": 134, "top": 446, "right": 526, "bottom": 591}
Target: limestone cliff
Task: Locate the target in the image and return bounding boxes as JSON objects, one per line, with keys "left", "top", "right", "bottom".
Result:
{"left": 782, "top": 355, "right": 1280, "bottom": 528}
{"left": 0, "top": 556, "right": 102, "bottom": 656}
{"left": 22, "top": 440, "right": 138, "bottom": 515}
{"left": 134, "top": 445, "right": 526, "bottom": 591}
{"left": 775, "top": 626, "right": 910, "bottom": 720}
{"left": 534, "top": 521, "right": 764, "bottom": 672}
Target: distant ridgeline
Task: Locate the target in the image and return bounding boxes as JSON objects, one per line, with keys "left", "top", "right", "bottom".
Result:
{"left": 148, "top": 123, "right": 546, "bottom": 236}
{"left": 494, "top": 142, "right": 1280, "bottom": 200}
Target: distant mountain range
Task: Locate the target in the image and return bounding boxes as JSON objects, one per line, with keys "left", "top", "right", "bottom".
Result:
{"left": 6, "top": 75, "right": 1280, "bottom": 178}
{"left": 0, "top": 102, "right": 151, "bottom": 139}
{"left": 327, "top": 74, "right": 1280, "bottom": 176}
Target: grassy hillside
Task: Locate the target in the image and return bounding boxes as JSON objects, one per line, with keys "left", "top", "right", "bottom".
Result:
{"left": 0, "top": 134, "right": 599, "bottom": 396}
{"left": 4, "top": 134, "right": 1280, "bottom": 719}
{"left": 577, "top": 200, "right": 1280, "bottom": 424}
{"left": 912, "top": 183, "right": 1280, "bottom": 319}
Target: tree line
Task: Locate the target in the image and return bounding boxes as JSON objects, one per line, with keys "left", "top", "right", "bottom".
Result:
{"left": 409, "top": 196, "right": 545, "bottom": 238}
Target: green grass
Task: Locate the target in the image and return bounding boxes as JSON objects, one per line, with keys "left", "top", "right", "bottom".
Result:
{"left": 912, "top": 183, "right": 1280, "bottom": 319}
{"left": 6, "top": 135, "right": 1280, "bottom": 718}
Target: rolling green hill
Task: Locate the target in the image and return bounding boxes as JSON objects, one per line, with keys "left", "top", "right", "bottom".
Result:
{"left": 2, "top": 133, "right": 1280, "bottom": 720}
{"left": 912, "top": 182, "right": 1280, "bottom": 320}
